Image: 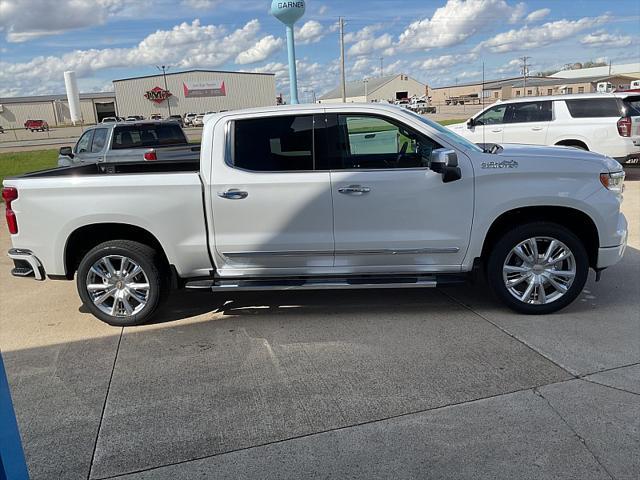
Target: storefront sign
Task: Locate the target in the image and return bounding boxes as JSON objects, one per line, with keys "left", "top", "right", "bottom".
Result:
{"left": 183, "top": 81, "right": 226, "bottom": 98}
{"left": 144, "top": 86, "right": 172, "bottom": 104}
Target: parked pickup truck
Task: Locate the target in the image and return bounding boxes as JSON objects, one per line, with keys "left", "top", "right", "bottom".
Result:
{"left": 57, "top": 121, "right": 200, "bottom": 166}
{"left": 3, "top": 103, "right": 627, "bottom": 326}
{"left": 24, "top": 119, "right": 49, "bottom": 132}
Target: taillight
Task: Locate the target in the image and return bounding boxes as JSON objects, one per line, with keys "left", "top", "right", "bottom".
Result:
{"left": 143, "top": 149, "right": 157, "bottom": 161}
{"left": 617, "top": 117, "right": 631, "bottom": 137}
{"left": 2, "top": 187, "right": 18, "bottom": 234}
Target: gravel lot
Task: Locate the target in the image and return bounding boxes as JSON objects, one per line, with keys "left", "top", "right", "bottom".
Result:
{"left": 1, "top": 177, "right": 638, "bottom": 480}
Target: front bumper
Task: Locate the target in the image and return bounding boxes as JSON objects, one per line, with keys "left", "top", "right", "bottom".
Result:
{"left": 8, "top": 248, "right": 45, "bottom": 280}
{"left": 596, "top": 213, "right": 628, "bottom": 269}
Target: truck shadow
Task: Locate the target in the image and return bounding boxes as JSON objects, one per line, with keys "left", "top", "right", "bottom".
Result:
{"left": 145, "top": 245, "right": 639, "bottom": 326}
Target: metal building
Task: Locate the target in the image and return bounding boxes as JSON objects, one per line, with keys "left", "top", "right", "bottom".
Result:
{"left": 112, "top": 69, "right": 276, "bottom": 118}
{"left": 0, "top": 92, "right": 116, "bottom": 129}
{"left": 319, "top": 74, "right": 427, "bottom": 104}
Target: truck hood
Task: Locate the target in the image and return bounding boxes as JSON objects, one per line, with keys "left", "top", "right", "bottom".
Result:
{"left": 491, "top": 143, "right": 623, "bottom": 172}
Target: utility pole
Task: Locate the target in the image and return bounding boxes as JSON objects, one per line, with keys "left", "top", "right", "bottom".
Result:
{"left": 380, "top": 57, "right": 384, "bottom": 78}
{"left": 156, "top": 65, "right": 172, "bottom": 116}
{"left": 339, "top": 17, "right": 346, "bottom": 103}
{"left": 364, "top": 78, "right": 369, "bottom": 102}
{"left": 520, "top": 56, "right": 530, "bottom": 95}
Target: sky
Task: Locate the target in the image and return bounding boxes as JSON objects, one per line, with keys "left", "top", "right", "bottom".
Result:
{"left": 0, "top": 0, "right": 639, "bottom": 100}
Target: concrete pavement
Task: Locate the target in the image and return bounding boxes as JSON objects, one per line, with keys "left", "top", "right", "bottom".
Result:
{"left": 0, "top": 181, "right": 638, "bottom": 480}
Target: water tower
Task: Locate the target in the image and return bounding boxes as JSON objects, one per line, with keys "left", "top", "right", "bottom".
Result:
{"left": 270, "top": 0, "right": 306, "bottom": 104}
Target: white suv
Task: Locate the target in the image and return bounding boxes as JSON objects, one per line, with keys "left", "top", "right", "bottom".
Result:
{"left": 448, "top": 93, "right": 640, "bottom": 165}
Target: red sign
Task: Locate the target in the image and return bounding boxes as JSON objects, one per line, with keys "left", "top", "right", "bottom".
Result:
{"left": 144, "top": 86, "right": 172, "bottom": 104}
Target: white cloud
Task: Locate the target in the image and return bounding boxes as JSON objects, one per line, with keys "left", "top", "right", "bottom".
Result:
{"left": 412, "top": 53, "right": 479, "bottom": 71}
{"left": 348, "top": 33, "right": 393, "bottom": 56}
{"left": 397, "top": 0, "right": 519, "bottom": 51}
{"left": 235, "top": 35, "right": 284, "bottom": 64}
{"left": 525, "top": 8, "right": 550, "bottom": 23}
{"left": 0, "top": 0, "right": 127, "bottom": 42}
{"left": 508, "top": 2, "right": 527, "bottom": 23}
{"left": 295, "top": 20, "right": 325, "bottom": 44}
{"left": 476, "top": 15, "right": 610, "bottom": 53}
{"left": 580, "top": 30, "right": 632, "bottom": 48}
{"left": 495, "top": 58, "right": 522, "bottom": 74}
{"left": 318, "top": 5, "right": 328, "bottom": 15}
{"left": 0, "top": 19, "right": 283, "bottom": 96}
{"left": 181, "top": 0, "right": 220, "bottom": 8}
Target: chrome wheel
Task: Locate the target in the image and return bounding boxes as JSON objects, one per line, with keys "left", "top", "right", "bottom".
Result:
{"left": 86, "top": 255, "right": 150, "bottom": 317}
{"left": 502, "top": 237, "right": 576, "bottom": 305}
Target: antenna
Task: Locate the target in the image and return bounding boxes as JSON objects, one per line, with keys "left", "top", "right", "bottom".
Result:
{"left": 339, "top": 17, "right": 346, "bottom": 103}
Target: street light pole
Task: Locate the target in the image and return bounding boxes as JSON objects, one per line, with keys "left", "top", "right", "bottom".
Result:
{"left": 156, "top": 65, "right": 172, "bottom": 116}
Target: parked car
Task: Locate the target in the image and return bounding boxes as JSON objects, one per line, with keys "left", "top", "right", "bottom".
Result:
{"left": 24, "top": 119, "right": 49, "bottom": 132}
{"left": 3, "top": 103, "right": 627, "bottom": 326}
{"left": 125, "top": 115, "right": 144, "bottom": 122}
{"left": 167, "top": 115, "right": 184, "bottom": 127}
{"left": 56, "top": 120, "right": 200, "bottom": 166}
{"left": 101, "top": 116, "right": 125, "bottom": 123}
{"left": 0, "top": 126, "right": 4, "bottom": 134}
{"left": 447, "top": 93, "right": 640, "bottom": 165}
{"left": 184, "top": 113, "right": 197, "bottom": 126}
{"left": 150, "top": 114, "right": 163, "bottom": 120}
{"left": 192, "top": 114, "right": 206, "bottom": 127}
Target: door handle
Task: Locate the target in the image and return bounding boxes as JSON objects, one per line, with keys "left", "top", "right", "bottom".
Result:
{"left": 338, "top": 185, "right": 371, "bottom": 195}
{"left": 491, "top": 128, "right": 502, "bottom": 133}
{"left": 217, "top": 189, "right": 248, "bottom": 200}
{"left": 531, "top": 127, "right": 544, "bottom": 131}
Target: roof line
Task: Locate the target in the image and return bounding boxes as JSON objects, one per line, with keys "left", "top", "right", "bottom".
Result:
{"left": 113, "top": 69, "right": 275, "bottom": 82}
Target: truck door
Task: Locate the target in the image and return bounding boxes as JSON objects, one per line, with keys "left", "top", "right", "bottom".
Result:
{"left": 469, "top": 104, "right": 506, "bottom": 145}
{"left": 328, "top": 113, "right": 473, "bottom": 271}
{"left": 501, "top": 101, "right": 551, "bottom": 145}
{"left": 210, "top": 114, "right": 334, "bottom": 275}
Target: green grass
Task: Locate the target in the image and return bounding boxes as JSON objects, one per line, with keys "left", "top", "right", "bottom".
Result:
{"left": 0, "top": 149, "right": 58, "bottom": 187}
{"left": 437, "top": 119, "right": 466, "bottom": 126}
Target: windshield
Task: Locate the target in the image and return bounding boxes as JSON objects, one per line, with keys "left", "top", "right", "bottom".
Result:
{"left": 403, "top": 109, "right": 483, "bottom": 152}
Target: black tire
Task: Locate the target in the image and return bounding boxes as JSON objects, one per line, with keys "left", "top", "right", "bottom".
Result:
{"left": 487, "top": 222, "right": 589, "bottom": 315}
{"left": 76, "top": 240, "right": 169, "bottom": 326}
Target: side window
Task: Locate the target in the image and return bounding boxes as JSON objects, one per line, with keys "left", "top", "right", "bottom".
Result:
{"left": 75, "top": 130, "right": 94, "bottom": 153}
{"left": 91, "top": 129, "right": 108, "bottom": 153}
{"left": 504, "top": 101, "right": 552, "bottom": 123}
{"left": 334, "top": 115, "right": 441, "bottom": 170}
{"left": 476, "top": 105, "right": 507, "bottom": 125}
{"left": 565, "top": 99, "right": 622, "bottom": 118}
{"left": 233, "top": 115, "right": 314, "bottom": 172}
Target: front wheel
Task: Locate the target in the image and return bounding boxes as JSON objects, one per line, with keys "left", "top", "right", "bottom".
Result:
{"left": 487, "top": 222, "right": 589, "bottom": 314}
{"left": 77, "top": 240, "right": 168, "bottom": 326}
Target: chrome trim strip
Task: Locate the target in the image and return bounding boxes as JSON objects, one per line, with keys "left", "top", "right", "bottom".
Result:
{"left": 223, "top": 247, "right": 460, "bottom": 258}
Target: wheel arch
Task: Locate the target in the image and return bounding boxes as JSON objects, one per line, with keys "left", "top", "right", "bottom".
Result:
{"left": 480, "top": 206, "right": 600, "bottom": 269}
{"left": 554, "top": 138, "right": 590, "bottom": 150}
{"left": 64, "top": 223, "right": 171, "bottom": 279}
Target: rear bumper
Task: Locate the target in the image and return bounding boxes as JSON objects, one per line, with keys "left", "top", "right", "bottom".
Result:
{"left": 8, "top": 248, "right": 45, "bottom": 280}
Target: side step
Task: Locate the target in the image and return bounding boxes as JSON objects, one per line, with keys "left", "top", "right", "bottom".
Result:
{"left": 185, "top": 274, "right": 466, "bottom": 292}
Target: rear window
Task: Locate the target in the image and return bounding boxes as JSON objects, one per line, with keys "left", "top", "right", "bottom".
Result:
{"left": 622, "top": 96, "right": 640, "bottom": 116}
{"left": 565, "top": 99, "right": 622, "bottom": 118}
{"left": 111, "top": 124, "right": 187, "bottom": 149}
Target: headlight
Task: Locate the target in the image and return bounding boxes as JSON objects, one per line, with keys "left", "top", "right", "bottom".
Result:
{"left": 600, "top": 171, "right": 625, "bottom": 193}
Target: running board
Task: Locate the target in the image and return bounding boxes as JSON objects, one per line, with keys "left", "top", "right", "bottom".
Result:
{"left": 184, "top": 274, "right": 467, "bottom": 292}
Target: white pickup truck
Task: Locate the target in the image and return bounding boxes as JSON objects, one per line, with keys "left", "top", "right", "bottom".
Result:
{"left": 3, "top": 104, "right": 628, "bottom": 326}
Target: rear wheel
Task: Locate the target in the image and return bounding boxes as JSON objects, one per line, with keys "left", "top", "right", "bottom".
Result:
{"left": 77, "top": 240, "right": 168, "bottom": 326}
{"left": 487, "top": 222, "right": 589, "bottom": 314}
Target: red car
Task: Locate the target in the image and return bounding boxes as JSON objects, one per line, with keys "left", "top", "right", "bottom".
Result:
{"left": 24, "top": 119, "right": 49, "bottom": 132}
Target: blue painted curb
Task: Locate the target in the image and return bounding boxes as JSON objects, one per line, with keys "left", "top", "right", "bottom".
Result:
{"left": 0, "top": 352, "right": 29, "bottom": 480}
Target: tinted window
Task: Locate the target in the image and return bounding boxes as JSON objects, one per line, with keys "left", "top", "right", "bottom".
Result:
{"left": 622, "top": 96, "right": 640, "bottom": 115}
{"left": 504, "top": 101, "right": 552, "bottom": 123}
{"left": 476, "top": 105, "right": 507, "bottom": 125}
{"left": 75, "top": 130, "right": 94, "bottom": 153}
{"left": 233, "top": 115, "right": 314, "bottom": 172}
{"left": 334, "top": 115, "right": 441, "bottom": 170}
{"left": 91, "top": 129, "right": 108, "bottom": 153}
{"left": 112, "top": 124, "right": 187, "bottom": 149}
{"left": 565, "top": 98, "right": 623, "bottom": 118}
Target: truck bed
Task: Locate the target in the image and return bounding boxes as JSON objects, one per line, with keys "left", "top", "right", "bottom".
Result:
{"left": 12, "top": 159, "right": 200, "bottom": 180}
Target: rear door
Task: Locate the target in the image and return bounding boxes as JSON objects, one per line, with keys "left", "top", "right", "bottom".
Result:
{"left": 328, "top": 113, "right": 473, "bottom": 270}
{"left": 501, "top": 101, "right": 552, "bottom": 145}
{"left": 210, "top": 113, "right": 334, "bottom": 275}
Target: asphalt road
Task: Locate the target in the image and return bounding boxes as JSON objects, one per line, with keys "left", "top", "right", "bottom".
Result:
{"left": 0, "top": 181, "right": 638, "bottom": 480}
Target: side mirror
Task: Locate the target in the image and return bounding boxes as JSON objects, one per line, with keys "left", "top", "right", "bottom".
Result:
{"left": 59, "top": 146, "right": 74, "bottom": 158}
{"left": 467, "top": 118, "right": 475, "bottom": 129}
{"left": 430, "top": 148, "right": 462, "bottom": 183}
